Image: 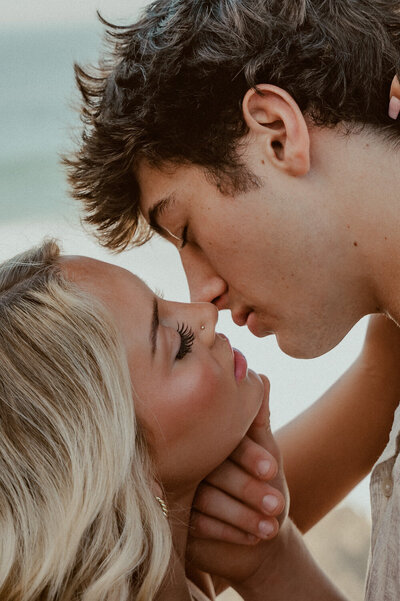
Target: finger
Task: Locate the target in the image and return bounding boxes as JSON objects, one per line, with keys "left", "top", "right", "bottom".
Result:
{"left": 247, "top": 375, "right": 276, "bottom": 453}
{"left": 389, "top": 75, "right": 400, "bottom": 119}
{"left": 206, "top": 460, "right": 286, "bottom": 516}
{"left": 390, "top": 74, "right": 400, "bottom": 98}
{"left": 194, "top": 482, "right": 279, "bottom": 539}
{"left": 389, "top": 96, "right": 400, "bottom": 120}
{"left": 229, "top": 435, "right": 278, "bottom": 480}
{"left": 251, "top": 374, "right": 271, "bottom": 429}
{"left": 191, "top": 510, "right": 279, "bottom": 544}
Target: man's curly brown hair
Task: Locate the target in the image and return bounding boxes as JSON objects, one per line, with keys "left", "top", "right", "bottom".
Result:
{"left": 64, "top": 0, "right": 400, "bottom": 252}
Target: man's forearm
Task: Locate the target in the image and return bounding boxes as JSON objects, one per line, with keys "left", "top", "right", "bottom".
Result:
{"left": 234, "top": 520, "right": 348, "bottom": 601}
{"left": 278, "top": 347, "right": 400, "bottom": 532}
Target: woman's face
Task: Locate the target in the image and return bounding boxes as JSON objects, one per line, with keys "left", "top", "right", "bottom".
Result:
{"left": 63, "top": 256, "right": 264, "bottom": 490}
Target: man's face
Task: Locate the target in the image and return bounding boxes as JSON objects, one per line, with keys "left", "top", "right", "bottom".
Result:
{"left": 137, "top": 157, "right": 370, "bottom": 359}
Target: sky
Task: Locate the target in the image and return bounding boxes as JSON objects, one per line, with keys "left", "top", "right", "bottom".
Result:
{"left": 1, "top": 0, "right": 151, "bottom": 28}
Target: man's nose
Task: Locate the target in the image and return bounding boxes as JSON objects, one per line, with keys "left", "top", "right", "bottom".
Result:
{"left": 180, "top": 245, "right": 227, "bottom": 305}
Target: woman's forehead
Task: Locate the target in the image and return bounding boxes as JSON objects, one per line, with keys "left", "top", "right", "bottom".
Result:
{"left": 60, "top": 255, "right": 149, "bottom": 300}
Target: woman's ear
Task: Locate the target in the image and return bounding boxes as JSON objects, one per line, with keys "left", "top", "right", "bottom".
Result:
{"left": 242, "top": 84, "right": 310, "bottom": 176}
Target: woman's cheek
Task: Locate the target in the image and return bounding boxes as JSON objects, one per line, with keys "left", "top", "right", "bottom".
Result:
{"left": 177, "top": 360, "right": 220, "bottom": 405}
{"left": 151, "top": 365, "right": 218, "bottom": 437}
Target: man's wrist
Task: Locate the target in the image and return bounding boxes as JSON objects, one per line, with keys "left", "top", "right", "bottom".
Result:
{"left": 233, "top": 519, "right": 347, "bottom": 601}
{"left": 232, "top": 519, "right": 294, "bottom": 600}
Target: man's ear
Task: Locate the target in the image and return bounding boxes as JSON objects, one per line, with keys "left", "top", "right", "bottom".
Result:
{"left": 242, "top": 84, "right": 310, "bottom": 176}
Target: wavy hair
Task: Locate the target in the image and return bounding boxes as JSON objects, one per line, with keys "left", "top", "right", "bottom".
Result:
{"left": 64, "top": 0, "right": 400, "bottom": 251}
{"left": 0, "top": 240, "right": 171, "bottom": 600}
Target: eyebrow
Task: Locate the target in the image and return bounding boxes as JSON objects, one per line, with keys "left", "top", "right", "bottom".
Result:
{"left": 148, "top": 193, "right": 177, "bottom": 235}
{"left": 150, "top": 295, "right": 159, "bottom": 358}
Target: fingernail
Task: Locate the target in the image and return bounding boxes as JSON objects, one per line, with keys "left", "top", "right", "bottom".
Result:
{"left": 263, "top": 494, "right": 279, "bottom": 512}
{"left": 258, "top": 520, "right": 275, "bottom": 538}
{"left": 257, "top": 460, "right": 271, "bottom": 477}
{"left": 388, "top": 96, "right": 400, "bottom": 120}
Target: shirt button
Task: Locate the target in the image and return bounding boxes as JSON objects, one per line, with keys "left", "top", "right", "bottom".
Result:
{"left": 382, "top": 477, "right": 393, "bottom": 497}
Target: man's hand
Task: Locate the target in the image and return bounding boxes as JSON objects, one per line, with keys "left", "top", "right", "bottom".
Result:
{"left": 191, "top": 375, "right": 287, "bottom": 544}
{"left": 186, "top": 390, "right": 346, "bottom": 601}
{"left": 187, "top": 375, "right": 289, "bottom": 585}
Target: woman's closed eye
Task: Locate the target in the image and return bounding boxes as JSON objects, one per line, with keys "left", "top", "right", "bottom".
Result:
{"left": 176, "top": 323, "right": 195, "bottom": 360}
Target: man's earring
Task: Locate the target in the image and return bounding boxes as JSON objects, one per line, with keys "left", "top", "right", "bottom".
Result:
{"left": 200, "top": 324, "right": 206, "bottom": 330}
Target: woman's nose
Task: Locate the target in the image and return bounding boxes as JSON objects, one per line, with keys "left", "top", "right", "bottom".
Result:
{"left": 192, "top": 301, "right": 218, "bottom": 346}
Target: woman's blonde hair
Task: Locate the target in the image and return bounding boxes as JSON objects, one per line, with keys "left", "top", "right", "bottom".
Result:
{"left": 0, "top": 240, "right": 171, "bottom": 600}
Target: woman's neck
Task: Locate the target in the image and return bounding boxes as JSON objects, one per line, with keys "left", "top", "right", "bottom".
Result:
{"left": 154, "top": 486, "right": 199, "bottom": 600}
{"left": 166, "top": 487, "right": 196, "bottom": 561}
{"left": 154, "top": 551, "right": 192, "bottom": 601}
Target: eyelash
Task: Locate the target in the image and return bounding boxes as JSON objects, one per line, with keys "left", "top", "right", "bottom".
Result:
{"left": 176, "top": 322, "right": 195, "bottom": 360}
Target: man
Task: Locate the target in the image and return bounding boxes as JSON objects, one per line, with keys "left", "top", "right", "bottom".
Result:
{"left": 66, "top": 1, "right": 400, "bottom": 598}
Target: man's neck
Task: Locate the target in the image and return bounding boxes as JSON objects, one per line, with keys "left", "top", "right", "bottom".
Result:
{"left": 312, "top": 125, "right": 400, "bottom": 324}
{"left": 354, "top": 137, "right": 400, "bottom": 324}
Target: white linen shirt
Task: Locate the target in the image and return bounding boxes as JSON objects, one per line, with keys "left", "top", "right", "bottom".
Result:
{"left": 365, "top": 402, "right": 400, "bottom": 600}
{"left": 187, "top": 579, "right": 212, "bottom": 601}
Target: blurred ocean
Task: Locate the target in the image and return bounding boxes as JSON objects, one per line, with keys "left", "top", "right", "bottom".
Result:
{"left": 0, "top": 23, "right": 372, "bottom": 515}
{"left": 0, "top": 25, "right": 103, "bottom": 222}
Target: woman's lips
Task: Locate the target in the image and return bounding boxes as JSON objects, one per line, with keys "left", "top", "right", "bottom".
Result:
{"left": 218, "top": 333, "right": 248, "bottom": 382}
{"left": 233, "top": 348, "right": 248, "bottom": 382}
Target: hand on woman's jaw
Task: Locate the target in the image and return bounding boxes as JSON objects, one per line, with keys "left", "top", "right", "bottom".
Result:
{"left": 186, "top": 376, "right": 288, "bottom": 590}
{"left": 157, "top": 376, "right": 284, "bottom": 554}
{"left": 155, "top": 375, "right": 287, "bottom": 600}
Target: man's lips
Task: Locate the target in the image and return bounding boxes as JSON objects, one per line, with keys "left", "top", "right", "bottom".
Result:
{"left": 246, "top": 311, "right": 274, "bottom": 338}
{"left": 232, "top": 310, "right": 250, "bottom": 327}
{"left": 232, "top": 309, "right": 274, "bottom": 338}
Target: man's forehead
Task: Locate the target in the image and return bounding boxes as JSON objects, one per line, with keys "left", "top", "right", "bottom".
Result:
{"left": 136, "top": 160, "right": 203, "bottom": 214}
{"left": 137, "top": 161, "right": 175, "bottom": 198}
{"left": 146, "top": 193, "right": 178, "bottom": 233}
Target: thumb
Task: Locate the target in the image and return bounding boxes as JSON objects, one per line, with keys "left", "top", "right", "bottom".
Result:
{"left": 390, "top": 74, "right": 400, "bottom": 98}
{"left": 247, "top": 375, "right": 272, "bottom": 446}
{"left": 389, "top": 74, "right": 400, "bottom": 120}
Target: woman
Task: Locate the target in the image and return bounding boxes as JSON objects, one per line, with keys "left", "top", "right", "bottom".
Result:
{"left": 0, "top": 239, "right": 285, "bottom": 601}
{"left": 1, "top": 240, "right": 399, "bottom": 601}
